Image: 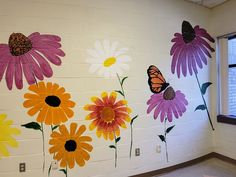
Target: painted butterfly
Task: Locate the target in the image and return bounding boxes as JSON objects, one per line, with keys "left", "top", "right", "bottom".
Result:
{"left": 147, "top": 65, "right": 169, "bottom": 93}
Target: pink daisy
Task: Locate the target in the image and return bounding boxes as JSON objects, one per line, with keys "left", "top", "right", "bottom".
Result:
{"left": 0, "top": 32, "right": 65, "bottom": 90}
{"left": 147, "top": 87, "right": 188, "bottom": 122}
{"left": 170, "top": 21, "right": 215, "bottom": 78}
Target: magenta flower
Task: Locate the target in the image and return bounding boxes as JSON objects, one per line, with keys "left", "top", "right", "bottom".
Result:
{"left": 0, "top": 32, "right": 65, "bottom": 90}
{"left": 147, "top": 87, "right": 188, "bottom": 122}
{"left": 170, "top": 21, "right": 215, "bottom": 78}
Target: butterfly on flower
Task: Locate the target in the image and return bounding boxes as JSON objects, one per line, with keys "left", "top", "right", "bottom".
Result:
{"left": 147, "top": 65, "right": 169, "bottom": 94}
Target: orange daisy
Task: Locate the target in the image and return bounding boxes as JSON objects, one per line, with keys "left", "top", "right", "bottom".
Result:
{"left": 23, "top": 82, "right": 75, "bottom": 125}
{"left": 49, "top": 123, "right": 93, "bottom": 169}
{"left": 84, "top": 91, "right": 131, "bottom": 140}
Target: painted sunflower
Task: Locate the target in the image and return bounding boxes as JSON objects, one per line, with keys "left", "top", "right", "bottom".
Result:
{"left": 170, "top": 21, "right": 215, "bottom": 78}
{"left": 0, "top": 114, "right": 20, "bottom": 158}
{"left": 23, "top": 82, "right": 75, "bottom": 125}
{"left": 0, "top": 32, "right": 65, "bottom": 90}
{"left": 84, "top": 91, "right": 131, "bottom": 140}
{"left": 86, "top": 40, "right": 131, "bottom": 78}
{"left": 147, "top": 86, "right": 188, "bottom": 122}
{"left": 49, "top": 123, "right": 93, "bottom": 169}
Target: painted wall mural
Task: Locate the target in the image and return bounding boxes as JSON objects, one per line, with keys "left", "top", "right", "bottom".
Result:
{"left": 49, "top": 123, "right": 93, "bottom": 176}
{"left": 147, "top": 65, "right": 188, "bottom": 161}
{"left": 86, "top": 40, "right": 138, "bottom": 165}
{"left": 84, "top": 91, "right": 131, "bottom": 167}
{"left": 22, "top": 81, "right": 77, "bottom": 174}
{"left": 0, "top": 114, "right": 20, "bottom": 158}
{"left": 0, "top": 32, "right": 65, "bottom": 90}
{"left": 170, "top": 21, "right": 215, "bottom": 130}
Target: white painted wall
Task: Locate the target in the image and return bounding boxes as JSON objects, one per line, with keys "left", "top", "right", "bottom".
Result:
{"left": 0, "top": 0, "right": 214, "bottom": 177}
{"left": 210, "top": 0, "right": 236, "bottom": 160}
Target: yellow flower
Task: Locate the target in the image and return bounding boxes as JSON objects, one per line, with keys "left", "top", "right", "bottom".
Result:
{"left": 0, "top": 114, "right": 20, "bottom": 158}
{"left": 23, "top": 82, "right": 75, "bottom": 125}
{"left": 84, "top": 91, "right": 131, "bottom": 140}
{"left": 49, "top": 123, "right": 93, "bottom": 169}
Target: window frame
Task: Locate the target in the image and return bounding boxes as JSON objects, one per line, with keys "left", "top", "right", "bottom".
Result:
{"left": 217, "top": 34, "right": 236, "bottom": 125}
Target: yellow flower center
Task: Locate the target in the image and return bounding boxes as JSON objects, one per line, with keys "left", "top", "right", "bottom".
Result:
{"left": 103, "top": 57, "right": 116, "bottom": 67}
{"left": 101, "top": 107, "right": 115, "bottom": 123}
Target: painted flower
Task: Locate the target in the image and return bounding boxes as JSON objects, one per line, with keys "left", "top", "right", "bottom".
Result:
{"left": 147, "top": 87, "right": 188, "bottom": 122}
{"left": 49, "top": 123, "right": 93, "bottom": 169}
{"left": 84, "top": 92, "right": 131, "bottom": 140}
{"left": 86, "top": 40, "right": 131, "bottom": 78}
{"left": 0, "top": 114, "right": 20, "bottom": 158}
{"left": 23, "top": 82, "right": 75, "bottom": 125}
{"left": 0, "top": 32, "right": 65, "bottom": 90}
{"left": 170, "top": 21, "right": 215, "bottom": 78}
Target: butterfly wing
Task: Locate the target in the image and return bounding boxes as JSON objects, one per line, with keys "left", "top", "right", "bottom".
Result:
{"left": 147, "top": 65, "right": 169, "bottom": 93}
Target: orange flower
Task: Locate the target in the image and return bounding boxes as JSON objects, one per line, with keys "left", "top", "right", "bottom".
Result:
{"left": 23, "top": 82, "right": 75, "bottom": 125}
{"left": 49, "top": 123, "right": 93, "bottom": 169}
{"left": 84, "top": 92, "right": 131, "bottom": 140}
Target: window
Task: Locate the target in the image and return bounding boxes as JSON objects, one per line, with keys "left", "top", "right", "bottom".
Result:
{"left": 217, "top": 34, "right": 236, "bottom": 125}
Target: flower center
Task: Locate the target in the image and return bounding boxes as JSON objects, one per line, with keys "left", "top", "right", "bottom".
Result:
{"left": 103, "top": 57, "right": 116, "bottom": 67}
{"left": 45, "top": 95, "right": 61, "bottom": 107}
{"left": 182, "top": 21, "right": 196, "bottom": 44}
{"left": 64, "top": 140, "right": 77, "bottom": 152}
{"left": 8, "top": 33, "right": 32, "bottom": 56}
{"left": 101, "top": 107, "right": 115, "bottom": 123}
{"left": 163, "top": 87, "right": 176, "bottom": 100}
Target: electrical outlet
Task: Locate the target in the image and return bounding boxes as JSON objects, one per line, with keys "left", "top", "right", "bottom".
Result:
{"left": 51, "top": 161, "right": 58, "bottom": 170}
{"left": 135, "top": 148, "right": 140, "bottom": 156}
{"left": 19, "top": 163, "right": 26, "bottom": 172}
{"left": 156, "top": 145, "right": 161, "bottom": 153}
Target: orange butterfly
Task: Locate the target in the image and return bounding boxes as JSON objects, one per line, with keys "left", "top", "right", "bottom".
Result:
{"left": 147, "top": 65, "right": 169, "bottom": 93}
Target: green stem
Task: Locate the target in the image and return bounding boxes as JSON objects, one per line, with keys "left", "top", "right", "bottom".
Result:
{"left": 129, "top": 124, "right": 133, "bottom": 159}
{"left": 41, "top": 123, "right": 45, "bottom": 172}
{"left": 116, "top": 73, "right": 126, "bottom": 99}
{"left": 114, "top": 133, "right": 117, "bottom": 168}
{"left": 66, "top": 166, "right": 68, "bottom": 177}
{"left": 164, "top": 118, "right": 168, "bottom": 162}
{"left": 194, "top": 73, "right": 215, "bottom": 131}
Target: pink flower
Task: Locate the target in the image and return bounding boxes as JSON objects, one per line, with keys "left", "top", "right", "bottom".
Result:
{"left": 170, "top": 21, "right": 215, "bottom": 78}
{"left": 147, "top": 87, "right": 188, "bottom": 122}
{"left": 0, "top": 32, "right": 65, "bottom": 90}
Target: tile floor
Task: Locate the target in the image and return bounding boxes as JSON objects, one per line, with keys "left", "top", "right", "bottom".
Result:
{"left": 153, "top": 158, "right": 236, "bottom": 177}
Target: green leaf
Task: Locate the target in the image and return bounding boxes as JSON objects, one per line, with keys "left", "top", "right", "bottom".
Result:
{"left": 115, "top": 137, "right": 121, "bottom": 143}
{"left": 121, "top": 76, "right": 128, "bottom": 86}
{"left": 115, "top": 90, "right": 124, "bottom": 97}
{"left": 52, "top": 125, "right": 59, "bottom": 131}
{"left": 201, "top": 82, "right": 212, "bottom": 95}
{"left": 48, "top": 163, "right": 52, "bottom": 177}
{"left": 59, "top": 169, "right": 67, "bottom": 175}
{"left": 158, "top": 135, "right": 166, "bottom": 142}
{"left": 109, "top": 145, "right": 116, "bottom": 149}
{"left": 21, "top": 122, "right": 42, "bottom": 131}
{"left": 130, "top": 115, "right": 138, "bottom": 125}
{"left": 195, "top": 104, "right": 206, "bottom": 111}
{"left": 166, "top": 125, "right": 175, "bottom": 134}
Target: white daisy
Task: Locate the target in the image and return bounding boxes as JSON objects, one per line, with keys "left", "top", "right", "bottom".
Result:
{"left": 86, "top": 40, "right": 131, "bottom": 78}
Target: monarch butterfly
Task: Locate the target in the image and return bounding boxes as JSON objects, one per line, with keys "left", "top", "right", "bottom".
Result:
{"left": 147, "top": 65, "right": 169, "bottom": 93}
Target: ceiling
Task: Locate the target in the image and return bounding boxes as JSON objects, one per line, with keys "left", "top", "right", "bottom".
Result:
{"left": 186, "top": 0, "right": 228, "bottom": 8}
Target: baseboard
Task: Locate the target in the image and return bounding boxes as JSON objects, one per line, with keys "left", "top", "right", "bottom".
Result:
{"left": 130, "top": 152, "right": 236, "bottom": 177}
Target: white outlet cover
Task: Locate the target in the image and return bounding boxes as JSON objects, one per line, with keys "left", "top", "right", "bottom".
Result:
{"left": 51, "top": 161, "right": 58, "bottom": 170}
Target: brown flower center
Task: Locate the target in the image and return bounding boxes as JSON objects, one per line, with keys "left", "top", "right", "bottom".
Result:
{"left": 101, "top": 107, "right": 115, "bottom": 123}
{"left": 64, "top": 140, "right": 77, "bottom": 152}
{"left": 45, "top": 95, "right": 61, "bottom": 107}
{"left": 163, "top": 87, "right": 175, "bottom": 100}
{"left": 8, "top": 33, "right": 32, "bottom": 56}
{"left": 182, "top": 21, "right": 196, "bottom": 44}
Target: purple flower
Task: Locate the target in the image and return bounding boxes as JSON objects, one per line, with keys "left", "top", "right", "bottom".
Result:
{"left": 147, "top": 87, "right": 188, "bottom": 122}
{"left": 0, "top": 32, "right": 65, "bottom": 90}
{"left": 170, "top": 21, "right": 215, "bottom": 78}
